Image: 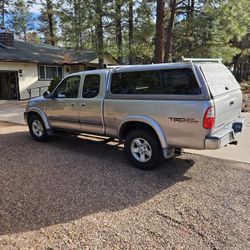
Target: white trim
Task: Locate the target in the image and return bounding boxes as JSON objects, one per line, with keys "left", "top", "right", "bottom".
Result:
{"left": 38, "top": 65, "right": 64, "bottom": 80}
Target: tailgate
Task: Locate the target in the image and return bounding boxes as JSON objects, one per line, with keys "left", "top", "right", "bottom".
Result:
{"left": 200, "top": 63, "right": 242, "bottom": 130}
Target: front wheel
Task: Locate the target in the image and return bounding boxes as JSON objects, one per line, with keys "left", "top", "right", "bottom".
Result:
{"left": 28, "top": 114, "right": 49, "bottom": 142}
{"left": 124, "top": 129, "right": 163, "bottom": 170}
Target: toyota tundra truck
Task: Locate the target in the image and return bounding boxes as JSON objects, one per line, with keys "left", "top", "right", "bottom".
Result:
{"left": 24, "top": 58, "right": 246, "bottom": 170}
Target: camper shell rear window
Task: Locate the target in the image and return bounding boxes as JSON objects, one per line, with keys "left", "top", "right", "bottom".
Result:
{"left": 200, "top": 64, "right": 240, "bottom": 97}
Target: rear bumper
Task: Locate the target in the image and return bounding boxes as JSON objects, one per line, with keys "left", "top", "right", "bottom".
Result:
{"left": 205, "top": 117, "right": 246, "bottom": 149}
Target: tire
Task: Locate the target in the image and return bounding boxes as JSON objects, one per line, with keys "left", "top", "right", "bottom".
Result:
{"left": 28, "top": 114, "right": 49, "bottom": 142}
{"left": 124, "top": 129, "right": 163, "bottom": 170}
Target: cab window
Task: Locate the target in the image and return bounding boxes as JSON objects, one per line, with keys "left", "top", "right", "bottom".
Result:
{"left": 53, "top": 75, "right": 81, "bottom": 98}
{"left": 82, "top": 74, "right": 100, "bottom": 98}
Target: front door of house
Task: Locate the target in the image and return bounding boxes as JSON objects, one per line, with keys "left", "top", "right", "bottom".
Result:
{"left": 0, "top": 71, "right": 19, "bottom": 100}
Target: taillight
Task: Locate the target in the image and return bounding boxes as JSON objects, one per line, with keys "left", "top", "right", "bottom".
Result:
{"left": 203, "top": 106, "right": 215, "bottom": 129}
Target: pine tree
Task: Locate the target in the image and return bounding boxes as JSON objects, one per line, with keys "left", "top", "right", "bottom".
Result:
{"left": 9, "top": 0, "right": 33, "bottom": 41}
{"left": 129, "top": 0, "right": 155, "bottom": 64}
{"left": 115, "top": 0, "right": 123, "bottom": 64}
{"left": 38, "top": 0, "right": 56, "bottom": 45}
{"left": 12, "top": 0, "right": 248, "bottom": 70}
{"left": 95, "top": 0, "right": 104, "bottom": 68}
{"left": 0, "top": 0, "right": 13, "bottom": 28}
{"left": 155, "top": 0, "right": 165, "bottom": 63}
{"left": 164, "top": 0, "right": 177, "bottom": 62}
{"left": 128, "top": 0, "right": 134, "bottom": 64}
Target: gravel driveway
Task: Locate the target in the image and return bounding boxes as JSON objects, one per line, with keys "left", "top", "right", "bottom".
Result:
{"left": 0, "top": 121, "right": 249, "bottom": 249}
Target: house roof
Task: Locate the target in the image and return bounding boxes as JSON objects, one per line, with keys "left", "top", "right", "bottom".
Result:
{"left": 0, "top": 40, "right": 101, "bottom": 65}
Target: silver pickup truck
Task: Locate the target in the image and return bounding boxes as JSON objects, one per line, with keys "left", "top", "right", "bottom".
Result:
{"left": 24, "top": 59, "right": 245, "bottom": 170}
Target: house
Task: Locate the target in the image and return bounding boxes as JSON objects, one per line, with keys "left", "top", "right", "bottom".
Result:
{"left": 0, "top": 30, "right": 118, "bottom": 100}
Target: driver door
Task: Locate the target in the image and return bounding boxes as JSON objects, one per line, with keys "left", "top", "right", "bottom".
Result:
{"left": 45, "top": 75, "right": 81, "bottom": 131}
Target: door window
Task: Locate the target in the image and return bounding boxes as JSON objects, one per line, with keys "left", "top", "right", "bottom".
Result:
{"left": 53, "top": 75, "right": 81, "bottom": 98}
{"left": 82, "top": 74, "right": 100, "bottom": 98}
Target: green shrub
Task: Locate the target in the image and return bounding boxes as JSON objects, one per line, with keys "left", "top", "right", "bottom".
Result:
{"left": 48, "top": 76, "right": 61, "bottom": 92}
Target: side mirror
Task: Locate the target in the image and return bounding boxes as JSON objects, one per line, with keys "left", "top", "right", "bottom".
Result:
{"left": 43, "top": 91, "right": 51, "bottom": 99}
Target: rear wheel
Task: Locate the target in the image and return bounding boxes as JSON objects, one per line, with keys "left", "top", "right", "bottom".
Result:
{"left": 124, "top": 129, "right": 163, "bottom": 170}
{"left": 28, "top": 114, "right": 49, "bottom": 142}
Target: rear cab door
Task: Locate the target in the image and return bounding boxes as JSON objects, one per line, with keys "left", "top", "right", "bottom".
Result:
{"left": 79, "top": 71, "right": 107, "bottom": 135}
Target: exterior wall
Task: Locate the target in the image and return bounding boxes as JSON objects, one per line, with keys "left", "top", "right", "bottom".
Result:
{"left": 0, "top": 57, "right": 117, "bottom": 100}
{"left": 89, "top": 55, "right": 118, "bottom": 65}
{"left": 0, "top": 61, "right": 50, "bottom": 100}
{"left": 65, "top": 65, "right": 86, "bottom": 74}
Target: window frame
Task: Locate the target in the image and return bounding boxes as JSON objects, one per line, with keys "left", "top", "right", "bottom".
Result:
{"left": 108, "top": 67, "right": 204, "bottom": 100}
{"left": 82, "top": 74, "right": 101, "bottom": 99}
{"left": 38, "top": 65, "right": 64, "bottom": 80}
{"left": 52, "top": 75, "right": 81, "bottom": 99}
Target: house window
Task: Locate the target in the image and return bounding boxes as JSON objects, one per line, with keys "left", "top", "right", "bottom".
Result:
{"left": 38, "top": 65, "right": 63, "bottom": 80}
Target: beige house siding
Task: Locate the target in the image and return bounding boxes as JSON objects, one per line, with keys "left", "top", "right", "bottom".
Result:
{"left": 0, "top": 61, "right": 49, "bottom": 100}
{"left": 89, "top": 55, "right": 118, "bottom": 65}
{"left": 0, "top": 54, "right": 117, "bottom": 100}
{"left": 0, "top": 62, "right": 72, "bottom": 100}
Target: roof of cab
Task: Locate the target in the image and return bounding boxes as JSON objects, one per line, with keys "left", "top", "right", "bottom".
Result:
{"left": 70, "top": 69, "right": 110, "bottom": 76}
{"left": 68, "top": 61, "right": 223, "bottom": 76}
{"left": 109, "top": 61, "right": 222, "bottom": 73}
{"left": 111, "top": 63, "right": 192, "bottom": 73}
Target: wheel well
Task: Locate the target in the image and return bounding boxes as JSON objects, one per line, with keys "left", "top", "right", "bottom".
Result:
{"left": 27, "top": 111, "right": 40, "bottom": 123}
{"left": 120, "top": 121, "right": 160, "bottom": 143}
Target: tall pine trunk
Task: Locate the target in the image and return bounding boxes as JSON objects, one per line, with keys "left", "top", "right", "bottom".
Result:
{"left": 191, "top": 0, "right": 195, "bottom": 17}
{"left": 155, "top": 0, "right": 165, "bottom": 63}
{"left": 128, "top": 0, "right": 134, "bottom": 65}
{"left": 164, "top": 0, "right": 177, "bottom": 62}
{"left": 24, "top": 29, "right": 27, "bottom": 42}
{"left": 47, "top": 0, "right": 55, "bottom": 46}
{"left": 0, "top": 0, "right": 5, "bottom": 28}
{"left": 187, "top": 0, "right": 195, "bottom": 18}
{"left": 115, "top": 0, "right": 123, "bottom": 64}
{"left": 96, "top": 0, "right": 104, "bottom": 69}
{"left": 247, "top": 56, "right": 250, "bottom": 81}
{"left": 186, "top": 0, "right": 195, "bottom": 55}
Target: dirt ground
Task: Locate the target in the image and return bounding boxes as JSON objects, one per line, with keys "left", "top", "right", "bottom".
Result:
{"left": 0, "top": 122, "right": 249, "bottom": 250}
{"left": 242, "top": 93, "right": 250, "bottom": 112}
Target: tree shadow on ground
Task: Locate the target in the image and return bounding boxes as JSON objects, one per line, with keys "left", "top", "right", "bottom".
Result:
{"left": 0, "top": 130, "right": 194, "bottom": 235}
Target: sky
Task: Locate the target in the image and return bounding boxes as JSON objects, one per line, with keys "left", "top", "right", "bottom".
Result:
{"left": 29, "top": 2, "right": 42, "bottom": 14}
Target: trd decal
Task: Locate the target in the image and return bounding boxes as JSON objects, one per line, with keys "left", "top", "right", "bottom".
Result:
{"left": 169, "top": 117, "right": 199, "bottom": 123}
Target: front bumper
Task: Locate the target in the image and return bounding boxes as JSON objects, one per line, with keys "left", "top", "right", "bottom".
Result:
{"left": 205, "top": 117, "right": 246, "bottom": 149}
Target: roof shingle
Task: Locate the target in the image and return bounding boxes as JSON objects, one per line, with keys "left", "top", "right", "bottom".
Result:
{"left": 0, "top": 40, "right": 98, "bottom": 64}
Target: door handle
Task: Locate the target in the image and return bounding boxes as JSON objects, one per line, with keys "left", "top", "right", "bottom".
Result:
{"left": 81, "top": 103, "right": 86, "bottom": 107}
{"left": 70, "top": 103, "right": 75, "bottom": 107}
